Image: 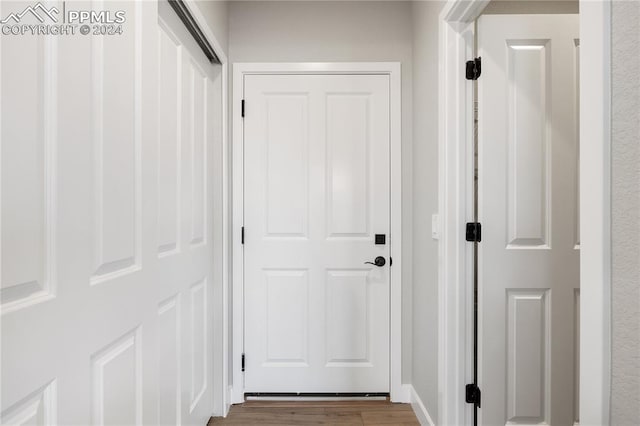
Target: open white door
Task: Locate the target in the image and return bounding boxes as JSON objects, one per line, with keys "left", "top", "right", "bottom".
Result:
{"left": 478, "top": 14, "right": 580, "bottom": 425}
{"left": 1, "top": 1, "right": 222, "bottom": 424}
{"left": 242, "top": 74, "right": 391, "bottom": 393}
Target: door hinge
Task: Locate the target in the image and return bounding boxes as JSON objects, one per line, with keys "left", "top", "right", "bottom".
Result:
{"left": 241, "top": 99, "right": 245, "bottom": 117}
{"left": 390, "top": 257, "right": 393, "bottom": 266}
{"left": 466, "top": 57, "right": 481, "bottom": 80}
{"left": 465, "top": 222, "right": 482, "bottom": 242}
{"left": 241, "top": 353, "right": 245, "bottom": 372}
{"left": 241, "top": 226, "right": 245, "bottom": 244}
{"left": 465, "top": 383, "right": 481, "bottom": 407}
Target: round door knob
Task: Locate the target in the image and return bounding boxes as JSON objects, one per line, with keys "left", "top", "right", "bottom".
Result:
{"left": 364, "top": 256, "right": 386, "bottom": 267}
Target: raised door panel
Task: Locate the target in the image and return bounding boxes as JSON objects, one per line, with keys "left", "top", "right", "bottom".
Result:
{"left": 325, "top": 270, "right": 370, "bottom": 365}
{"left": 264, "top": 270, "right": 308, "bottom": 365}
{"left": 157, "top": 22, "right": 182, "bottom": 257}
{"left": 0, "top": 381, "right": 56, "bottom": 425}
{"left": 189, "top": 279, "right": 207, "bottom": 413}
{"left": 0, "top": 26, "right": 55, "bottom": 312}
{"left": 506, "top": 290, "right": 550, "bottom": 424}
{"left": 158, "top": 296, "right": 181, "bottom": 425}
{"left": 506, "top": 41, "right": 551, "bottom": 249}
{"left": 326, "top": 95, "right": 370, "bottom": 239}
{"left": 264, "top": 95, "right": 309, "bottom": 238}
{"left": 91, "top": 1, "right": 140, "bottom": 284}
{"left": 180, "top": 53, "right": 209, "bottom": 249}
{"left": 189, "top": 62, "right": 206, "bottom": 247}
{"left": 91, "top": 329, "right": 142, "bottom": 426}
{"left": 573, "top": 40, "right": 580, "bottom": 249}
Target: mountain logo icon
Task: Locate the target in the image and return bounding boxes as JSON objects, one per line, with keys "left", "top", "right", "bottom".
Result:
{"left": 1, "top": 2, "right": 59, "bottom": 24}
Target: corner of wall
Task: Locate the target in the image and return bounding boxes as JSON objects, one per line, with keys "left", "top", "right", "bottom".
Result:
{"left": 409, "top": 0, "right": 445, "bottom": 422}
{"left": 405, "top": 384, "right": 436, "bottom": 426}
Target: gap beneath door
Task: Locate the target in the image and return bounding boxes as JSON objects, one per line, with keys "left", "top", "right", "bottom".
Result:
{"left": 245, "top": 392, "right": 389, "bottom": 402}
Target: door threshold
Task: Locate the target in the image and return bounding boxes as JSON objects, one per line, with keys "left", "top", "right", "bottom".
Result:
{"left": 244, "top": 392, "right": 389, "bottom": 402}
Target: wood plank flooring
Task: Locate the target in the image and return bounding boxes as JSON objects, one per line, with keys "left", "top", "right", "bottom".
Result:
{"left": 208, "top": 400, "right": 420, "bottom": 425}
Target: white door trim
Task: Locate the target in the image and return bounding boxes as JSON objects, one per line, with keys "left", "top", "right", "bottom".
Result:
{"left": 437, "top": 1, "right": 611, "bottom": 425}
{"left": 437, "top": 3, "right": 487, "bottom": 424}
{"left": 578, "top": 2, "right": 612, "bottom": 424}
{"left": 180, "top": 0, "right": 231, "bottom": 416}
{"left": 232, "top": 62, "right": 403, "bottom": 404}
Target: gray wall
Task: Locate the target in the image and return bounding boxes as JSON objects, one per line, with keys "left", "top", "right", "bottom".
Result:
{"left": 482, "top": 0, "right": 578, "bottom": 15}
{"left": 411, "top": 0, "right": 444, "bottom": 419}
{"left": 228, "top": 0, "right": 416, "bottom": 384}
{"left": 611, "top": 1, "right": 640, "bottom": 423}
{"left": 195, "top": 0, "right": 229, "bottom": 56}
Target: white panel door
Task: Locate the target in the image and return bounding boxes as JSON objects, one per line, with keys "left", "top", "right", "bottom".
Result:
{"left": 478, "top": 15, "right": 579, "bottom": 426}
{"left": 1, "top": 1, "right": 222, "bottom": 425}
{"left": 243, "top": 74, "right": 390, "bottom": 393}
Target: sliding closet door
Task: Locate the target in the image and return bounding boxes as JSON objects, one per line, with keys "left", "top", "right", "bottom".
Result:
{"left": 0, "top": 1, "right": 223, "bottom": 424}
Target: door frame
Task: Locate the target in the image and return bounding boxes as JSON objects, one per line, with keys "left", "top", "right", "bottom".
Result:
{"left": 437, "top": 1, "right": 612, "bottom": 425}
{"left": 231, "top": 62, "right": 403, "bottom": 404}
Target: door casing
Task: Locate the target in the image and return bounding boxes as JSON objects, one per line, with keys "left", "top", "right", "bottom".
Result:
{"left": 231, "top": 62, "right": 403, "bottom": 404}
{"left": 437, "top": 1, "right": 612, "bottom": 425}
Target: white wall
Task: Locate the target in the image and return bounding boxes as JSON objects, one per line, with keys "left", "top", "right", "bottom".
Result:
{"left": 611, "top": 1, "right": 640, "bottom": 422}
{"left": 228, "top": 0, "right": 415, "bottom": 384}
{"left": 411, "top": 0, "right": 444, "bottom": 419}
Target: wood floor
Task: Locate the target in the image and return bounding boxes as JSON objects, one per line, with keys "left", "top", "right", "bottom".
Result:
{"left": 208, "top": 400, "right": 420, "bottom": 425}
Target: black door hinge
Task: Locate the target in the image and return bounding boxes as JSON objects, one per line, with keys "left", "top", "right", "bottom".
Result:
{"left": 466, "top": 222, "right": 482, "bottom": 242}
{"left": 466, "top": 383, "right": 481, "bottom": 407}
{"left": 466, "top": 57, "right": 481, "bottom": 80}
{"left": 465, "top": 383, "right": 481, "bottom": 408}
{"left": 241, "top": 353, "right": 245, "bottom": 372}
{"left": 241, "top": 226, "right": 245, "bottom": 244}
{"left": 241, "top": 99, "right": 245, "bottom": 117}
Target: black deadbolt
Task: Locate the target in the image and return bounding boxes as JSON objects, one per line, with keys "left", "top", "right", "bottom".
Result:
{"left": 364, "top": 256, "right": 386, "bottom": 267}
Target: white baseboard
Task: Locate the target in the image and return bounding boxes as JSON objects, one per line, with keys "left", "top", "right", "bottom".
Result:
{"left": 230, "top": 386, "right": 246, "bottom": 406}
{"left": 405, "top": 385, "right": 435, "bottom": 426}
{"left": 224, "top": 385, "right": 234, "bottom": 417}
{"left": 395, "top": 384, "right": 411, "bottom": 403}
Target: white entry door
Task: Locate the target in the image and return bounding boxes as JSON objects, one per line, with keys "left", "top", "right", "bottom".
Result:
{"left": 243, "top": 74, "right": 390, "bottom": 393}
{"left": 478, "top": 15, "right": 580, "bottom": 426}
{"left": 1, "top": 1, "right": 222, "bottom": 425}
